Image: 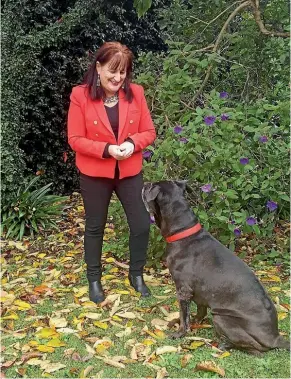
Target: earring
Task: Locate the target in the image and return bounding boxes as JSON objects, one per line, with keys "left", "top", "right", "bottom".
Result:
{"left": 96, "top": 74, "right": 100, "bottom": 87}
{"left": 122, "top": 81, "right": 125, "bottom": 89}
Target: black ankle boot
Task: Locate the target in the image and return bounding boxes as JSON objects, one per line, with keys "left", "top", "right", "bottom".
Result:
{"left": 89, "top": 280, "right": 105, "bottom": 303}
{"left": 129, "top": 274, "right": 151, "bottom": 297}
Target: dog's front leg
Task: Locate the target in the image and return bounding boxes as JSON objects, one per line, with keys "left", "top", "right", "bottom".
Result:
{"left": 171, "top": 300, "right": 190, "bottom": 339}
{"left": 193, "top": 304, "right": 207, "bottom": 324}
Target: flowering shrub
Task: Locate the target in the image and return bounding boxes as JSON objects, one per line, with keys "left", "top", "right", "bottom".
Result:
{"left": 137, "top": 48, "right": 289, "bottom": 252}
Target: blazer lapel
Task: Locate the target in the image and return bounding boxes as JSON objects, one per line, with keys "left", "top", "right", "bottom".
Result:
{"left": 118, "top": 89, "right": 129, "bottom": 141}
{"left": 92, "top": 100, "right": 114, "bottom": 136}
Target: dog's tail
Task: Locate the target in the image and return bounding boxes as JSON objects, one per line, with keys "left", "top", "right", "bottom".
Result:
{"left": 275, "top": 335, "right": 290, "bottom": 350}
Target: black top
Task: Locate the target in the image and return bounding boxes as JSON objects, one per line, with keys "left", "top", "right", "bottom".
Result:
{"left": 105, "top": 103, "right": 119, "bottom": 140}
{"left": 102, "top": 102, "right": 135, "bottom": 159}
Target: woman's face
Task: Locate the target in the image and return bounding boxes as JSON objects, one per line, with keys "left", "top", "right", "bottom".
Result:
{"left": 96, "top": 59, "right": 127, "bottom": 97}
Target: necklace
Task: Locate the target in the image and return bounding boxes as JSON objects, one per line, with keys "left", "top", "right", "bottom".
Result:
{"left": 104, "top": 93, "right": 119, "bottom": 105}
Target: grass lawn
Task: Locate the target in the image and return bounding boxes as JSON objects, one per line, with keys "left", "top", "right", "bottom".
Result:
{"left": 1, "top": 198, "right": 290, "bottom": 378}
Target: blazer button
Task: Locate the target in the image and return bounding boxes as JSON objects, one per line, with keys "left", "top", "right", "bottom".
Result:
{"left": 129, "top": 120, "right": 133, "bottom": 124}
{"left": 128, "top": 133, "right": 131, "bottom": 136}
{"left": 94, "top": 120, "right": 98, "bottom": 125}
{"left": 95, "top": 133, "right": 98, "bottom": 137}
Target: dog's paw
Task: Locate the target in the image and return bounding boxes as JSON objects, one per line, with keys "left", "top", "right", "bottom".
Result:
{"left": 170, "top": 330, "right": 186, "bottom": 339}
{"left": 167, "top": 318, "right": 180, "bottom": 329}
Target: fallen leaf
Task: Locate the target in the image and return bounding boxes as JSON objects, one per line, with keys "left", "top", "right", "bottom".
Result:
{"left": 156, "top": 367, "right": 168, "bottom": 379}
{"left": 130, "top": 346, "right": 138, "bottom": 360}
{"left": 1, "top": 360, "right": 16, "bottom": 368}
{"left": 102, "top": 358, "right": 125, "bottom": 369}
{"left": 20, "top": 352, "right": 43, "bottom": 363}
{"left": 94, "top": 321, "right": 108, "bottom": 330}
{"left": 212, "top": 351, "right": 231, "bottom": 359}
{"left": 156, "top": 346, "right": 178, "bottom": 355}
{"left": 181, "top": 354, "right": 192, "bottom": 367}
{"left": 80, "top": 365, "right": 94, "bottom": 378}
{"left": 116, "top": 327, "right": 132, "bottom": 338}
{"left": 278, "top": 312, "right": 288, "bottom": 321}
{"left": 43, "top": 362, "right": 66, "bottom": 373}
{"left": 81, "top": 312, "right": 102, "bottom": 320}
{"left": 49, "top": 317, "right": 68, "bottom": 328}
{"left": 2, "top": 312, "right": 19, "bottom": 320}
{"left": 116, "top": 312, "right": 136, "bottom": 319}
{"left": 14, "top": 300, "right": 31, "bottom": 311}
{"left": 195, "top": 360, "right": 225, "bottom": 377}
{"left": 36, "top": 345, "right": 55, "bottom": 353}
{"left": 35, "top": 328, "right": 59, "bottom": 339}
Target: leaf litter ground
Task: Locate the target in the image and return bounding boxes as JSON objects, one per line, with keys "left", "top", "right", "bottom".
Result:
{"left": 1, "top": 194, "right": 290, "bottom": 378}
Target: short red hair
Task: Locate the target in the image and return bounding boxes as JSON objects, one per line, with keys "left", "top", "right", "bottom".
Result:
{"left": 83, "top": 42, "right": 134, "bottom": 102}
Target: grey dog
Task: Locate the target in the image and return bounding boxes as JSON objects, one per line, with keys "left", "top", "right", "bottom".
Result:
{"left": 142, "top": 180, "right": 290, "bottom": 354}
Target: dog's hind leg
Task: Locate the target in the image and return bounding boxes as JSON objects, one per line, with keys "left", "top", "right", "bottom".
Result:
{"left": 171, "top": 300, "right": 191, "bottom": 338}
{"left": 193, "top": 304, "right": 207, "bottom": 324}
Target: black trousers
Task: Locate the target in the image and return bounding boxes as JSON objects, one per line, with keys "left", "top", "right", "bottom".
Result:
{"left": 80, "top": 171, "right": 150, "bottom": 282}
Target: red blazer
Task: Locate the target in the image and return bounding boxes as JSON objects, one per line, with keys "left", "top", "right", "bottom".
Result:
{"left": 67, "top": 83, "right": 156, "bottom": 178}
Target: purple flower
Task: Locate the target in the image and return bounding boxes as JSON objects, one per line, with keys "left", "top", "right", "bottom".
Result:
{"left": 234, "top": 228, "right": 241, "bottom": 236}
{"left": 204, "top": 116, "right": 216, "bottom": 126}
{"left": 179, "top": 137, "right": 188, "bottom": 144}
{"left": 143, "top": 151, "right": 152, "bottom": 159}
{"left": 230, "top": 220, "right": 236, "bottom": 225}
{"left": 246, "top": 217, "right": 257, "bottom": 226}
{"left": 200, "top": 184, "right": 212, "bottom": 193}
{"left": 240, "top": 157, "right": 249, "bottom": 165}
{"left": 150, "top": 215, "right": 155, "bottom": 224}
{"left": 221, "top": 113, "right": 229, "bottom": 121}
{"left": 266, "top": 201, "right": 278, "bottom": 212}
{"left": 259, "top": 135, "right": 268, "bottom": 143}
{"left": 174, "top": 125, "right": 183, "bottom": 134}
{"left": 220, "top": 91, "right": 228, "bottom": 99}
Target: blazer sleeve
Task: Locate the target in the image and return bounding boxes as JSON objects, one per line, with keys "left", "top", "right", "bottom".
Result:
{"left": 129, "top": 86, "right": 156, "bottom": 152}
{"left": 67, "top": 87, "right": 107, "bottom": 159}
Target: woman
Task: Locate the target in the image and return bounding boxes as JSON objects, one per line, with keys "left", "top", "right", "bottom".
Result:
{"left": 67, "top": 42, "right": 156, "bottom": 303}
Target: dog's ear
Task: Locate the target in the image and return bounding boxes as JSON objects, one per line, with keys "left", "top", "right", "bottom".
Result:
{"left": 175, "top": 180, "right": 187, "bottom": 192}
{"left": 175, "top": 180, "right": 193, "bottom": 193}
{"left": 147, "top": 184, "right": 160, "bottom": 202}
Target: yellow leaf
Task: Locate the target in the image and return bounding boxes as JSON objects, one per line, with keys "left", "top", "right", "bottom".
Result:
{"left": 37, "top": 253, "right": 46, "bottom": 258}
{"left": 35, "top": 328, "right": 59, "bottom": 339}
{"left": 14, "top": 300, "right": 31, "bottom": 310}
{"left": 28, "top": 341, "right": 39, "bottom": 347}
{"left": 115, "top": 290, "right": 130, "bottom": 295}
{"left": 112, "top": 315, "right": 123, "bottom": 322}
{"left": 269, "top": 287, "right": 281, "bottom": 292}
{"left": 47, "top": 338, "right": 66, "bottom": 347}
{"left": 190, "top": 341, "right": 205, "bottom": 349}
{"left": 143, "top": 339, "right": 156, "bottom": 346}
{"left": 36, "top": 345, "right": 55, "bottom": 353}
{"left": 126, "top": 321, "right": 133, "bottom": 328}
{"left": 261, "top": 275, "right": 281, "bottom": 282}
{"left": 94, "top": 321, "right": 108, "bottom": 330}
{"left": 278, "top": 312, "right": 288, "bottom": 321}
{"left": 74, "top": 287, "right": 88, "bottom": 297}
{"left": 218, "top": 352, "right": 231, "bottom": 359}
{"left": 102, "top": 275, "right": 116, "bottom": 280}
{"left": 2, "top": 312, "right": 19, "bottom": 320}
{"left": 105, "top": 257, "right": 115, "bottom": 263}
{"left": 109, "top": 268, "right": 119, "bottom": 273}
{"left": 81, "top": 301, "right": 98, "bottom": 308}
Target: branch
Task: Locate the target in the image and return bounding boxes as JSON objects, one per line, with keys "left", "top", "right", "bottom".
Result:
{"left": 192, "top": 0, "right": 251, "bottom": 103}
{"left": 250, "top": 0, "right": 290, "bottom": 38}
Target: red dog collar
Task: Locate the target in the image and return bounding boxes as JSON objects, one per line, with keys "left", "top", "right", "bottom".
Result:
{"left": 166, "top": 223, "right": 202, "bottom": 243}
